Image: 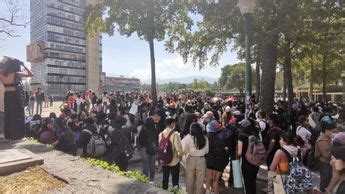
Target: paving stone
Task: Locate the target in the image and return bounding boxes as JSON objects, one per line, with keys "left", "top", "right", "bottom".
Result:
{"left": 0, "top": 140, "right": 169, "bottom": 194}
{"left": 0, "top": 149, "right": 43, "bottom": 175}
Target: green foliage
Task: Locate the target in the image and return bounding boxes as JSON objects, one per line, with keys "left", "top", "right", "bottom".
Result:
{"left": 85, "top": 158, "right": 150, "bottom": 184}
{"left": 84, "top": 0, "right": 192, "bottom": 41}
{"left": 85, "top": 158, "right": 183, "bottom": 193}
{"left": 27, "top": 137, "right": 38, "bottom": 142}
{"left": 218, "top": 63, "right": 257, "bottom": 93}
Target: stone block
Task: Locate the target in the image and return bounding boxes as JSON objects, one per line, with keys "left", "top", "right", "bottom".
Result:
{"left": 0, "top": 149, "right": 44, "bottom": 176}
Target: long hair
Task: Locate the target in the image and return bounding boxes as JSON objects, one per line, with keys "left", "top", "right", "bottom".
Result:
{"left": 2, "top": 57, "right": 22, "bottom": 76}
{"left": 182, "top": 113, "right": 197, "bottom": 137}
{"left": 190, "top": 122, "right": 206, "bottom": 150}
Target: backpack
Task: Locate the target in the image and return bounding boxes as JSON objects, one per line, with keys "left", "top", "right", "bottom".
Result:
{"left": 83, "top": 129, "right": 107, "bottom": 157}
{"left": 282, "top": 149, "right": 313, "bottom": 193}
{"left": 245, "top": 135, "right": 267, "bottom": 166}
{"left": 118, "top": 135, "right": 134, "bottom": 161}
{"left": 157, "top": 131, "right": 174, "bottom": 165}
{"left": 99, "top": 124, "right": 112, "bottom": 147}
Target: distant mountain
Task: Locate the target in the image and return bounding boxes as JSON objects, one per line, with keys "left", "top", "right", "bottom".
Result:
{"left": 142, "top": 76, "right": 218, "bottom": 84}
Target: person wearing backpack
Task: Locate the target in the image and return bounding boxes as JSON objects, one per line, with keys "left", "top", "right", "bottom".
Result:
{"left": 271, "top": 131, "right": 313, "bottom": 193}
{"left": 237, "top": 119, "right": 260, "bottom": 194}
{"left": 205, "top": 120, "right": 228, "bottom": 194}
{"left": 182, "top": 122, "right": 209, "bottom": 194}
{"left": 309, "top": 106, "right": 322, "bottom": 145}
{"left": 256, "top": 110, "right": 268, "bottom": 141}
{"left": 269, "top": 131, "right": 301, "bottom": 174}
{"left": 77, "top": 117, "right": 99, "bottom": 157}
{"left": 296, "top": 115, "right": 312, "bottom": 155}
{"left": 110, "top": 115, "right": 133, "bottom": 171}
{"left": 315, "top": 115, "right": 339, "bottom": 192}
{"left": 267, "top": 131, "right": 302, "bottom": 193}
{"left": 158, "top": 117, "right": 183, "bottom": 190}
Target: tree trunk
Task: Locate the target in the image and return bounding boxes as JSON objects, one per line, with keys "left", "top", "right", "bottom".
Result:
{"left": 283, "top": 67, "right": 287, "bottom": 102}
{"left": 149, "top": 37, "right": 157, "bottom": 105}
{"left": 309, "top": 64, "right": 314, "bottom": 102}
{"left": 322, "top": 55, "right": 327, "bottom": 102}
{"left": 284, "top": 40, "right": 294, "bottom": 112}
{"left": 260, "top": 34, "right": 278, "bottom": 114}
{"left": 255, "top": 57, "right": 261, "bottom": 103}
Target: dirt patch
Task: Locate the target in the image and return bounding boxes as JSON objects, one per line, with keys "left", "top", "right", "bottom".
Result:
{"left": 0, "top": 166, "right": 67, "bottom": 193}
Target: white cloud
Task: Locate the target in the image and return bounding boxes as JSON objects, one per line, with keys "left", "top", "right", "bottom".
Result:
{"left": 129, "top": 56, "right": 223, "bottom": 81}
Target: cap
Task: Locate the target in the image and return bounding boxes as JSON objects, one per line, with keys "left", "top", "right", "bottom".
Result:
{"left": 321, "top": 115, "right": 337, "bottom": 130}
{"left": 207, "top": 120, "right": 222, "bottom": 133}
{"left": 239, "top": 119, "right": 251, "bottom": 128}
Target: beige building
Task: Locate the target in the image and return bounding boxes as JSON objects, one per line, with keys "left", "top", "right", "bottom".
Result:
{"left": 86, "top": 0, "right": 102, "bottom": 92}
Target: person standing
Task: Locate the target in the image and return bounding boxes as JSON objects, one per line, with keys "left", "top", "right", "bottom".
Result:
{"left": 36, "top": 87, "right": 44, "bottom": 115}
{"left": 0, "top": 57, "right": 33, "bottom": 140}
{"left": 237, "top": 119, "right": 260, "bottom": 194}
{"left": 205, "top": 120, "right": 228, "bottom": 194}
{"left": 264, "top": 114, "right": 282, "bottom": 167}
{"left": 28, "top": 91, "right": 35, "bottom": 116}
{"left": 182, "top": 122, "right": 209, "bottom": 194}
{"left": 138, "top": 109, "right": 163, "bottom": 181}
{"left": 315, "top": 115, "right": 339, "bottom": 192}
{"left": 159, "top": 117, "right": 183, "bottom": 190}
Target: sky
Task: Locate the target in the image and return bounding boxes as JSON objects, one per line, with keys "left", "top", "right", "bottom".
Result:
{"left": 0, "top": 0, "right": 241, "bottom": 81}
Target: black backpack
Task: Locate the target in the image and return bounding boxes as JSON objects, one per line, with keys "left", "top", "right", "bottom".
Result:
{"left": 113, "top": 128, "right": 134, "bottom": 161}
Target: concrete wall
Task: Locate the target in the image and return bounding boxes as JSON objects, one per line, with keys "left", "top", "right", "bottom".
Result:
{"left": 85, "top": 0, "right": 102, "bottom": 92}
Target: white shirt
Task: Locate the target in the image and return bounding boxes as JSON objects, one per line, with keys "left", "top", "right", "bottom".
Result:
{"left": 296, "top": 125, "right": 312, "bottom": 148}
{"left": 181, "top": 134, "right": 209, "bottom": 157}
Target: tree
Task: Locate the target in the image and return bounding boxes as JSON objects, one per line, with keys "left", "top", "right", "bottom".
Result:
{"left": 84, "top": 0, "right": 191, "bottom": 104}
{"left": 0, "top": 0, "right": 27, "bottom": 37}
{"left": 218, "top": 63, "right": 257, "bottom": 94}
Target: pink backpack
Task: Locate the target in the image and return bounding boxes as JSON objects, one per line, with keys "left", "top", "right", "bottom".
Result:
{"left": 157, "top": 131, "right": 174, "bottom": 165}
{"left": 245, "top": 135, "right": 267, "bottom": 166}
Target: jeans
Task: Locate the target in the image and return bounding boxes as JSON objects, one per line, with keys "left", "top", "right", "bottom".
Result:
{"left": 185, "top": 156, "right": 206, "bottom": 194}
{"left": 141, "top": 148, "right": 156, "bottom": 181}
{"left": 36, "top": 101, "right": 43, "bottom": 115}
{"left": 162, "top": 163, "right": 180, "bottom": 190}
{"left": 318, "top": 161, "right": 333, "bottom": 192}
{"left": 29, "top": 101, "right": 35, "bottom": 116}
{"left": 242, "top": 159, "right": 259, "bottom": 194}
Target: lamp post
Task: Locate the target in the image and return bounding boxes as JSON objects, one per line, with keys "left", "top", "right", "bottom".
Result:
{"left": 238, "top": 0, "right": 256, "bottom": 118}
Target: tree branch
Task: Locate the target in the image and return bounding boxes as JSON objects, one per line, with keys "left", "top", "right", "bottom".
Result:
{"left": 0, "top": 29, "right": 20, "bottom": 37}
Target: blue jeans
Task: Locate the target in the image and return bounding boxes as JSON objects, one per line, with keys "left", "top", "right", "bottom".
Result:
{"left": 141, "top": 148, "right": 156, "bottom": 181}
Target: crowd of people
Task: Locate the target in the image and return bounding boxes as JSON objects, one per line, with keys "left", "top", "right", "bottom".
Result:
{"left": 1, "top": 57, "right": 345, "bottom": 194}
{"left": 21, "top": 89, "right": 345, "bottom": 194}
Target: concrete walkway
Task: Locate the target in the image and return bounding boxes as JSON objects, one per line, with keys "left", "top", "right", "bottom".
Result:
{"left": 0, "top": 139, "right": 169, "bottom": 194}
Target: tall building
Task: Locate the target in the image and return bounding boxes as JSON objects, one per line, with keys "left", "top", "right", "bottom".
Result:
{"left": 27, "top": 0, "right": 102, "bottom": 97}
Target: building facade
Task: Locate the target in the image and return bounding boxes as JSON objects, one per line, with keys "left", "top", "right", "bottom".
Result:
{"left": 103, "top": 74, "right": 141, "bottom": 92}
{"left": 28, "top": 0, "right": 102, "bottom": 97}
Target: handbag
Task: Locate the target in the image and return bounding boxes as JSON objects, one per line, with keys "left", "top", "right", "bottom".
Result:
{"left": 232, "top": 159, "right": 244, "bottom": 188}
